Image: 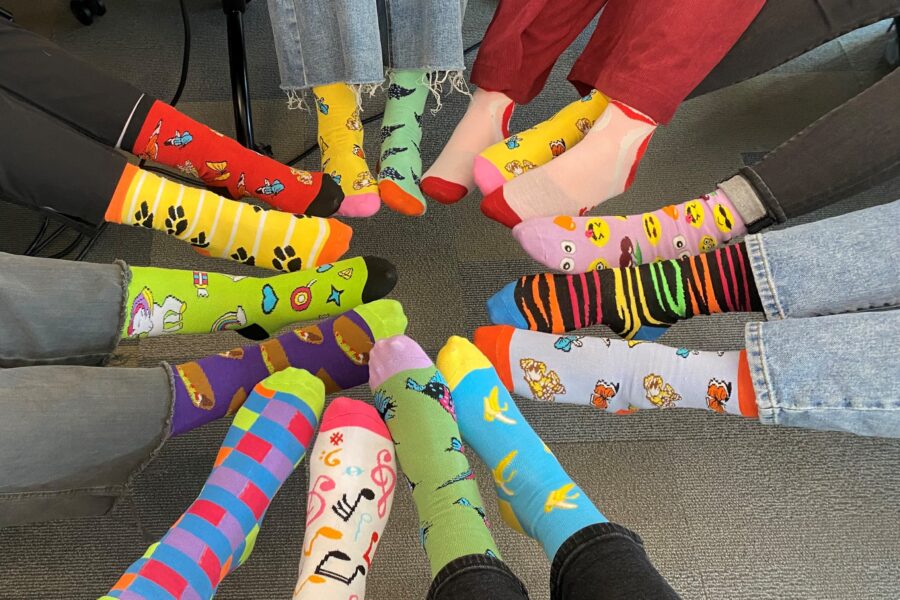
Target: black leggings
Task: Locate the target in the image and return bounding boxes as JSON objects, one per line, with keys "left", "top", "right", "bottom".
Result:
{"left": 691, "top": 0, "right": 900, "bottom": 231}
{"left": 0, "top": 18, "right": 156, "bottom": 227}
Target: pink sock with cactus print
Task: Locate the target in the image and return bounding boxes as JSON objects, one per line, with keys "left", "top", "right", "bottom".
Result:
{"left": 512, "top": 189, "right": 747, "bottom": 273}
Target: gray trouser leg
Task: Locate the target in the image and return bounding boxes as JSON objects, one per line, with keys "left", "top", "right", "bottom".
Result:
{"left": 0, "top": 364, "right": 172, "bottom": 526}
{"left": 0, "top": 252, "right": 127, "bottom": 367}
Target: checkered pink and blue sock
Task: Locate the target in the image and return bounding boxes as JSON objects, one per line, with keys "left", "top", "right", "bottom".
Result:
{"left": 101, "top": 369, "right": 324, "bottom": 600}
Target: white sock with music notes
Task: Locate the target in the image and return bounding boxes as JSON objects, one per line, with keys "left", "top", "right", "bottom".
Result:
{"left": 294, "top": 397, "right": 397, "bottom": 600}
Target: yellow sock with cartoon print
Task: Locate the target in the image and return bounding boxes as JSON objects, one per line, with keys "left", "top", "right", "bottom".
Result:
{"left": 121, "top": 255, "right": 397, "bottom": 341}
{"left": 105, "top": 164, "right": 352, "bottom": 272}
{"left": 314, "top": 82, "right": 381, "bottom": 217}
{"left": 473, "top": 90, "right": 608, "bottom": 196}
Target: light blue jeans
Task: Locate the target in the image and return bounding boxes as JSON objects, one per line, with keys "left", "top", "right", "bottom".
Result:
{"left": 744, "top": 199, "right": 900, "bottom": 437}
{"left": 266, "top": 0, "right": 467, "bottom": 93}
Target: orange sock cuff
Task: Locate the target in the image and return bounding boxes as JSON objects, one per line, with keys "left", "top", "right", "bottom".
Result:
{"left": 737, "top": 350, "right": 759, "bottom": 418}
{"left": 473, "top": 325, "right": 515, "bottom": 391}
{"left": 103, "top": 163, "right": 140, "bottom": 223}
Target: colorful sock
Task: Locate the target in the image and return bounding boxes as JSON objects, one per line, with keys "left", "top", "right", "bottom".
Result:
{"left": 513, "top": 189, "right": 747, "bottom": 273}
{"left": 105, "top": 165, "right": 352, "bottom": 271}
{"left": 481, "top": 99, "right": 657, "bottom": 228}
{"left": 377, "top": 70, "right": 430, "bottom": 216}
{"left": 437, "top": 336, "right": 607, "bottom": 560}
{"left": 420, "top": 88, "right": 514, "bottom": 204}
{"left": 487, "top": 242, "right": 762, "bottom": 338}
{"left": 122, "top": 256, "right": 396, "bottom": 341}
{"left": 169, "top": 299, "right": 407, "bottom": 436}
{"left": 473, "top": 90, "right": 609, "bottom": 197}
{"left": 314, "top": 83, "right": 380, "bottom": 217}
{"left": 368, "top": 335, "right": 500, "bottom": 576}
{"left": 293, "top": 397, "right": 395, "bottom": 600}
{"left": 101, "top": 369, "right": 324, "bottom": 600}
{"left": 473, "top": 325, "right": 759, "bottom": 417}
{"left": 131, "top": 100, "right": 343, "bottom": 216}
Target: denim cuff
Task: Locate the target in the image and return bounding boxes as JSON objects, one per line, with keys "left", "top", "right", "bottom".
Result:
{"left": 743, "top": 232, "right": 784, "bottom": 321}
{"left": 549, "top": 522, "right": 644, "bottom": 600}
{"left": 743, "top": 321, "right": 777, "bottom": 426}
{"left": 427, "top": 553, "right": 529, "bottom": 600}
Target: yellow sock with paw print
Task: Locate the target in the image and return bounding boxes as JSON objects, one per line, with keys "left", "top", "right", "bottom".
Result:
{"left": 105, "top": 164, "right": 351, "bottom": 272}
{"left": 473, "top": 90, "right": 609, "bottom": 195}
{"left": 313, "top": 83, "right": 380, "bottom": 217}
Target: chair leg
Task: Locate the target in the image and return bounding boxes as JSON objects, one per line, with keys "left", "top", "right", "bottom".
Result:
{"left": 223, "top": 0, "right": 255, "bottom": 149}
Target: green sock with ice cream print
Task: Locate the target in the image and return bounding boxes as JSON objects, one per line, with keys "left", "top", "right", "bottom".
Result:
{"left": 121, "top": 256, "right": 397, "bottom": 341}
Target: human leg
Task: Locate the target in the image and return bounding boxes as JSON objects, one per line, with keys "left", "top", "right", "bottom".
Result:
{"left": 691, "top": 0, "right": 900, "bottom": 97}
{"left": 292, "top": 397, "right": 396, "bottom": 599}
{"left": 0, "top": 18, "right": 342, "bottom": 216}
{"left": 746, "top": 310, "right": 900, "bottom": 438}
{"left": 0, "top": 252, "right": 127, "bottom": 367}
{"left": 101, "top": 369, "right": 324, "bottom": 600}
{"left": 0, "top": 364, "right": 171, "bottom": 526}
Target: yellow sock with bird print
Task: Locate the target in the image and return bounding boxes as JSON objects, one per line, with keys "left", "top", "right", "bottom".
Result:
{"left": 436, "top": 335, "right": 607, "bottom": 561}
{"left": 313, "top": 83, "right": 381, "bottom": 217}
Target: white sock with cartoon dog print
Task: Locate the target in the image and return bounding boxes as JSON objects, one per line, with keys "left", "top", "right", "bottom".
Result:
{"left": 473, "top": 325, "right": 758, "bottom": 417}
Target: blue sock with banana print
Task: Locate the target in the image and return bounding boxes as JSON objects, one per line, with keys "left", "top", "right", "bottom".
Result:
{"left": 436, "top": 336, "right": 607, "bottom": 561}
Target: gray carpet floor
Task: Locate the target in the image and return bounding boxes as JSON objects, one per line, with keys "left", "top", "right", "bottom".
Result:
{"left": 1, "top": 2, "right": 899, "bottom": 599}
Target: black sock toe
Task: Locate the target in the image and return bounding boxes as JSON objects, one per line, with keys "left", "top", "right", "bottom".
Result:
{"left": 304, "top": 174, "right": 344, "bottom": 217}
{"left": 361, "top": 256, "right": 398, "bottom": 303}
{"left": 235, "top": 323, "right": 271, "bottom": 341}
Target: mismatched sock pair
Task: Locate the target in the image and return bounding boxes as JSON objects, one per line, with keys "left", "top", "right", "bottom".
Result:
{"left": 103, "top": 373, "right": 398, "bottom": 600}
{"left": 422, "top": 88, "right": 658, "bottom": 226}
{"left": 368, "top": 334, "right": 608, "bottom": 578}
{"left": 313, "top": 71, "right": 432, "bottom": 218}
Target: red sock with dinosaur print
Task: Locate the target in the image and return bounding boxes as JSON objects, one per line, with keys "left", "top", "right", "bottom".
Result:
{"left": 129, "top": 100, "right": 343, "bottom": 216}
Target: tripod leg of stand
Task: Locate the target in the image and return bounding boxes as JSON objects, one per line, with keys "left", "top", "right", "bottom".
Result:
{"left": 223, "top": 0, "right": 255, "bottom": 149}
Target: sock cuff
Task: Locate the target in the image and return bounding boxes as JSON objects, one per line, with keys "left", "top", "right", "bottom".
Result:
{"left": 473, "top": 326, "right": 514, "bottom": 391}
{"left": 104, "top": 163, "right": 141, "bottom": 223}
{"left": 737, "top": 350, "right": 759, "bottom": 418}
{"left": 354, "top": 299, "right": 408, "bottom": 341}
{"left": 319, "top": 396, "right": 392, "bottom": 440}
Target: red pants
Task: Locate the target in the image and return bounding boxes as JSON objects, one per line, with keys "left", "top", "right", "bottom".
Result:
{"left": 471, "top": 0, "right": 766, "bottom": 123}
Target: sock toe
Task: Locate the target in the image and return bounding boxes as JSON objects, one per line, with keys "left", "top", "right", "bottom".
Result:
{"left": 378, "top": 180, "right": 426, "bottom": 216}
{"left": 472, "top": 155, "right": 507, "bottom": 196}
{"left": 354, "top": 299, "right": 408, "bottom": 341}
{"left": 481, "top": 188, "right": 522, "bottom": 228}
{"left": 320, "top": 396, "right": 392, "bottom": 439}
{"left": 630, "top": 324, "right": 669, "bottom": 342}
{"left": 368, "top": 334, "right": 433, "bottom": 390}
{"left": 486, "top": 282, "right": 528, "bottom": 329}
{"left": 317, "top": 219, "right": 353, "bottom": 265}
{"left": 361, "top": 256, "right": 398, "bottom": 303}
{"left": 472, "top": 326, "right": 515, "bottom": 391}
{"left": 304, "top": 174, "right": 344, "bottom": 217}
{"left": 420, "top": 176, "right": 469, "bottom": 205}
{"left": 337, "top": 193, "right": 382, "bottom": 218}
